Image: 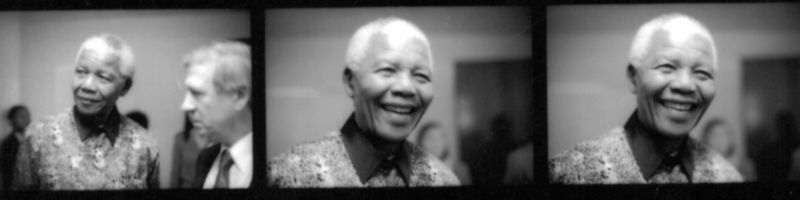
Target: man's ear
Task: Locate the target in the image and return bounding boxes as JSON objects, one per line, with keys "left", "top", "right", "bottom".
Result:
{"left": 121, "top": 78, "right": 133, "bottom": 96}
{"left": 343, "top": 66, "right": 355, "bottom": 98}
{"left": 627, "top": 64, "right": 637, "bottom": 94}
{"left": 233, "top": 86, "right": 251, "bottom": 110}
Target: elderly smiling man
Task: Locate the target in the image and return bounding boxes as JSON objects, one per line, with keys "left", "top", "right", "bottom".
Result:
{"left": 268, "top": 17, "right": 460, "bottom": 187}
{"left": 13, "top": 34, "right": 159, "bottom": 190}
{"left": 549, "top": 14, "right": 742, "bottom": 184}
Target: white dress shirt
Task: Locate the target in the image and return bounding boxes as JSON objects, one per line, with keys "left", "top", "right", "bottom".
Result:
{"left": 203, "top": 132, "right": 252, "bottom": 189}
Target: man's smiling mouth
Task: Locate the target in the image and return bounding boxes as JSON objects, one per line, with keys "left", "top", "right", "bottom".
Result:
{"left": 77, "top": 96, "right": 101, "bottom": 104}
{"left": 659, "top": 99, "right": 698, "bottom": 112}
{"left": 381, "top": 104, "right": 415, "bottom": 115}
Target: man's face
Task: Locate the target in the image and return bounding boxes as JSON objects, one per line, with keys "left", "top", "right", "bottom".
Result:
{"left": 181, "top": 64, "right": 239, "bottom": 143}
{"left": 73, "top": 48, "right": 128, "bottom": 116}
{"left": 12, "top": 108, "right": 30, "bottom": 130}
{"left": 631, "top": 30, "right": 716, "bottom": 137}
{"left": 347, "top": 34, "right": 434, "bottom": 142}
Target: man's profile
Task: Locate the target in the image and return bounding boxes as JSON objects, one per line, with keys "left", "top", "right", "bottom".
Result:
{"left": 180, "top": 41, "right": 253, "bottom": 189}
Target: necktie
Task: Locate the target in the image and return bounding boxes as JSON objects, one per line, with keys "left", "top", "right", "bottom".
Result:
{"left": 214, "top": 149, "right": 234, "bottom": 188}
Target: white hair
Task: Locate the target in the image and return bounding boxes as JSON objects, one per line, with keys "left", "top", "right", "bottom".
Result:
{"left": 628, "top": 13, "right": 717, "bottom": 70}
{"left": 75, "top": 34, "right": 136, "bottom": 79}
{"left": 345, "top": 17, "right": 433, "bottom": 71}
{"left": 183, "top": 40, "right": 251, "bottom": 94}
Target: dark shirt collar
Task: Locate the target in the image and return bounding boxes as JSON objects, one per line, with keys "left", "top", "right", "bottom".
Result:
{"left": 624, "top": 111, "right": 695, "bottom": 182}
{"left": 340, "top": 113, "right": 412, "bottom": 186}
{"left": 73, "top": 105, "right": 122, "bottom": 146}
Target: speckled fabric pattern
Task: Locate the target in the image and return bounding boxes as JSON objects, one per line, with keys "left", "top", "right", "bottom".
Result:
{"left": 12, "top": 108, "right": 159, "bottom": 190}
{"left": 549, "top": 127, "right": 742, "bottom": 184}
{"left": 268, "top": 131, "right": 460, "bottom": 187}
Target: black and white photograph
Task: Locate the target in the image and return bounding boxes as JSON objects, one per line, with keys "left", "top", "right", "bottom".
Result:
{"left": 14, "top": 0, "right": 800, "bottom": 199}
{"left": 264, "top": 7, "right": 532, "bottom": 187}
{"left": 548, "top": 3, "right": 800, "bottom": 184}
{"left": 0, "top": 10, "right": 252, "bottom": 190}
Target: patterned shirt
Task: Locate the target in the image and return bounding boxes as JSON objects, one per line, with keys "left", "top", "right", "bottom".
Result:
{"left": 268, "top": 115, "right": 460, "bottom": 187}
{"left": 549, "top": 125, "right": 742, "bottom": 184}
{"left": 12, "top": 107, "right": 159, "bottom": 190}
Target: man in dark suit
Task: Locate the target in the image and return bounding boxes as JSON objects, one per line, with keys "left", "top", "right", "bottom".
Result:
{"left": 180, "top": 41, "right": 252, "bottom": 189}
{"left": 1, "top": 105, "right": 30, "bottom": 190}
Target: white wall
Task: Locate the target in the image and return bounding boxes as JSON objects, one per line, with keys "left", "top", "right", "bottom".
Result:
{"left": 0, "top": 12, "right": 22, "bottom": 141}
{"left": 548, "top": 4, "right": 800, "bottom": 157}
{"left": 266, "top": 7, "right": 531, "bottom": 159}
{"left": 0, "top": 10, "right": 249, "bottom": 188}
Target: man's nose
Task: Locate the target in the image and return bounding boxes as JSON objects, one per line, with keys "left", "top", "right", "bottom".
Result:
{"left": 180, "top": 92, "right": 196, "bottom": 112}
{"left": 390, "top": 72, "right": 416, "bottom": 98}
{"left": 669, "top": 70, "right": 697, "bottom": 95}
{"left": 79, "top": 75, "right": 98, "bottom": 93}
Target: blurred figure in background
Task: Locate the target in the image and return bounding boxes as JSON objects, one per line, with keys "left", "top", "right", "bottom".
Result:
{"left": 170, "top": 114, "right": 210, "bottom": 188}
{"left": 700, "top": 118, "right": 757, "bottom": 181}
{"left": 483, "top": 114, "right": 517, "bottom": 184}
{"left": 0, "top": 105, "right": 31, "bottom": 190}
{"left": 787, "top": 122, "right": 800, "bottom": 181}
{"left": 462, "top": 114, "right": 517, "bottom": 185}
{"left": 503, "top": 135, "right": 533, "bottom": 184}
{"left": 125, "top": 110, "right": 149, "bottom": 129}
{"left": 755, "top": 110, "right": 798, "bottom": 181}
{"left": 416, "top": 121, "right": 472, "bottom": 184}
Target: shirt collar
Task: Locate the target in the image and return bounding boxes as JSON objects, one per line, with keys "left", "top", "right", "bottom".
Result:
{"left": 624, "top": 111, "right": 695, "bottom": 182}
{"left": 14, "top": 130, "right": 25, "bottom": 142}
{"left": 72, "top": 105, "right": 122, "bottom": 146}
{"left": 340, "top": 113, "right": 412, "bottom": 186}
{"left": 219, "top": 132, "right": 253, "bottom": 176}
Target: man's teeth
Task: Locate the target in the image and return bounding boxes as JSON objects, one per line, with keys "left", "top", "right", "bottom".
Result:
{"left": 664, "top": 102, "right": 693, "bottom": 111}
{"left": 384, "top": 105, "right": 412, "bottom": 114}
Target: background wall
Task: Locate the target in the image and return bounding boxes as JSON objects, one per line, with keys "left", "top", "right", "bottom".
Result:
{"left": 0, "top": 10, "right": 249, "bottom": 188}
{"left": 0, "top": 12, "right": 22, "bottom": 141}
{"left": 548, "top": 4, "right": 800, "bottom": 158}
{"left": 266, "top": 7, "right": 531, "bottom": 160}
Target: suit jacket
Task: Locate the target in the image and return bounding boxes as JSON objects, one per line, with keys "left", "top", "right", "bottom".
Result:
{"left": 192, "top": 144, "right": 220, "bottom": 188}
{"left": 1, "top": 134, "right": 21, "bottom": 190}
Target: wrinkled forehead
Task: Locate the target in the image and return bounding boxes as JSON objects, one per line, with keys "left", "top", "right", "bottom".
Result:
{"left": 370, "top": 32, "right": 430, "bottom": 56}
{"left": 661, "top": 17, "right": 711, "bottom": 45}
{"left": 364, "top": 30, "right": 433, "bottom": 68}
{"left": 186, "top": 63, "right": 215, "bottom": 80}
{"left": 647, "top": 29, "right": 715, "bottom": 62}
{"left": 381, "top": 22, "right": 429, "bottom": 50}
{"left": 76, "top": 39, "right": 122, "bottom": 72}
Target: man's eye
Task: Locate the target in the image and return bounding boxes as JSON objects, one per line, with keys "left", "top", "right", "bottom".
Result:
{"left": 98, "top": 74, "right": 112, "bottom": 82}
{"left": 377, "top": 68, "right": 396, "bottom": 75}
{"left": 415, "top": 73, "right": 431, "bottom": 82}
{"left": 655, "top": 64, "right": 676, "bottom": 72}
{"left": 694, "top": 70, "right": 713, "bottom": 80}
{"left": 190, "top": 89, "right": 203, "bottom": 97}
